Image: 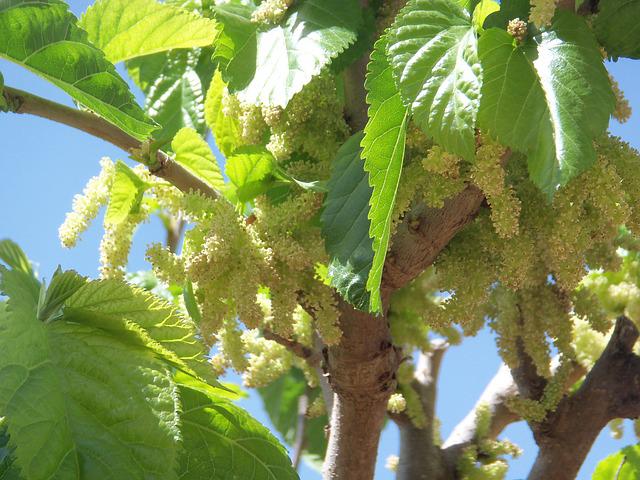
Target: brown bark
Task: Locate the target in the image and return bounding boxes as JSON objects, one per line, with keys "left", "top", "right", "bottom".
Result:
{"left": 323, "top": 300, "right": 402, "bottom": 480}
{"left": 527, "top": 317, "right": 640, "bottom": 480}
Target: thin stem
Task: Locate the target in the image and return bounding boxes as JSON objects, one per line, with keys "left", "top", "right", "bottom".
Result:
{"left": 3, "top": 86, "right": 219, "bottom": 200}
{"left": 292, "top": 388, "right": 310, "bottom": 470}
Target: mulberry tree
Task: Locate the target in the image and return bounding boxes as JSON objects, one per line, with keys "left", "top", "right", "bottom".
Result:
{"left": 2, "top": 0, "right": 640, "bottom": 478}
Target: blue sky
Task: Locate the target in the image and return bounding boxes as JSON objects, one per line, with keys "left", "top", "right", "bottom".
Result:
{"left": 1, "top": 2, "right": 639, "bottom": 478}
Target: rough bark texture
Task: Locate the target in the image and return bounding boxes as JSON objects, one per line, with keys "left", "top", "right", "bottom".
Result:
{"left": 323, "top": 300, "right": 402, "bottom": 480}
{"left": 528, "top": 317, "right": 640, "bottom": 480}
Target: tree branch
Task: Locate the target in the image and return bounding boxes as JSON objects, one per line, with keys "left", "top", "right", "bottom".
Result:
{"left": 262, "top": 328, "right": 322, "bottom": 367}
{"left": 527, "top": 316, "right": 640, "bottom": 480}
{"left": 3, "top": 86, "right": 219, "bottom": 200}
{"left": 292, "top": 388, "right": 310, "bottom": 470}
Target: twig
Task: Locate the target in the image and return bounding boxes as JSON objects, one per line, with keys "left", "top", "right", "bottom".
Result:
{"left": 292, "top": 388, "right": 310, "bottom": 470}
{"left": 262, "top": 328, "right": 322, "bottom": 367}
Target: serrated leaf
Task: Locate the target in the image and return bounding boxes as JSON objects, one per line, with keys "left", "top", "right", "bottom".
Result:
{"left": 0, "top": 0, "right": 156, "bottom": 140}
{"left": 478, "top": 13, "right": 614, "bottom": 196}
{"left": 79, "top": 0, "right": 217, "bottom": 64}
{"left": 387, "top": 0, "right": 481, "bottom": 160}
{"left": 320, "top": 133, "right": 373, "bottom": 311}
{"left": 204, "top": 70, "right": 241, "bottom": 157}
{"left": 217, "top": 0, "right": 362, "bottom": 107}
{"left": 145, "top": 50, "right": 207, "bottom": 143}
{"left": 0, "top": 240, "right": 32, "bottom": 276}
{"left": 106, "top": 161, "right": 148, "bottom": 225}
{"left": 593, "top": 444, "right": 640, "bottom": 480}
{"left": 172, "top": 127, "right": 225, "bottom": 191}
{"left": 225, "top": 146, "right": 276, "bottom": 203}
{"left": 0, "top": 272, "right": 180, "bottom": 480}
{"left": 595, "top": 0, "right": 640, "bottom": 60}
{"left": 177, "top": 380, "right": 299, "bottom": 480}
{"left": 362, "top": 37, "right": 409, "bottom": 313}
{"left": 258, "top": 368, "right": 328, "bottom": 466}
{"left": 37, "top": 268, "right": 86, "bottom": 323}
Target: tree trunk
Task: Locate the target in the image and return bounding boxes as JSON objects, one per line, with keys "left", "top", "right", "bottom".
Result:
{"left": 323, "top": 299, "right": 401, "bottom": 479}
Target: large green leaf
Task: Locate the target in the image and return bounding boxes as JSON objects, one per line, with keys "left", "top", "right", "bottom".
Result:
{"left": 258, "top": 368, "right": 328, "bottom": 466}
{"left": 204, "top": 70, "right": 241, "bottom": 157}
{"left": 144, "top": 50, "right": 207, "bottom": 143}
{"left": 80, "top": 0, "right": 217, "bottom": 64}
{"left": 387, "top": 0, "right": 481, "bottom": 160}
{"left": 478, "top": 12, "right": 614, "bottom": 197}
{"left": 320, "top": 133, "right": 373, "bottom": 311}
{"left": 594, "top": 0, "right": 640, "bottom": 60}
{"left": 225, "top": 146, "right": 276, "bottom": 203}
{"left": 593, "top": 444, "right": 640, "bottom": 480}
{"left": 105, "top": 161, "right": 148, "bottom": 225}
{"left": 362, "top": 37, "right": 409, "bottom": 313}
{"left": 177, "top": 380, "right": 299, "bottom": 480}
{"left": 216, "top": 0, "right": 362, "bottom": 107}
{"left": 0, "top": 0, "right": 156, "bottom": 140}
{"left": 172, "top": 127, "right": 226, "bottom": 191}
{"left": 0, "top": 272, "right": 180, "bottom": 480}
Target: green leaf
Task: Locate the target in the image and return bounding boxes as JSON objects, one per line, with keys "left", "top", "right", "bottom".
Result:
{"left": 0, "top": 240, "right": 32, "bottom": 276}
{"left": 172, "top": 127, "right": 225, "bottom": 191}
{"left": 478, "top": 13, "right": 615, "bottom": 196}
{"left": 204, "top": 70, "right": 241, "bottom": 157}
{"left": 483, "top": 0, "right": 530, "bottom": 30}
{"left": 472, "top": 0, "right": 500, "bottom": 31}
{"left": 320, "top": 133, "right": 373, "bottom": 311}
{"left": 387, "top": 0, "right": 481, "bottom": 160}
{"left": 225, "top": 146, "right": 276, "bottom": 203}
{"left": 258, "top": 368, "right": 328, "bottom": 466}
{"left": 0, "top": 0, "right": 156, "bottom": 140}
{"left": 177, "top": 381, "right": 299, "bottom": 480}
{"left": 0, "top": 273, "right": 180, "bottom": 480}
{"left": 106, "top": 161, "right": 148, "bottom": 225}
{"left": 593, "top": 444, "right": 640, "bottom": 480}
{"left": 144, "top": 50, "right": 207, "bottom": 143}
{"left": 362, "top": 37, "right": 409, "bottom": 313}
{"left": 594, "top": 0, "right": 640, "bottom": 59}
{"left": 63, "top": 278, "right": 214, "bottom": 382}
{"left": 217, "top": 0, "right": 362, "bottom": 107}
{"left": 79, "top": 0, "right": 217, "bottom": 64}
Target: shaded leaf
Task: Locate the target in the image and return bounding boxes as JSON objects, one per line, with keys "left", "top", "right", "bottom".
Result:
{"left": 594, "top": 0, "right": 640, "bottom": 60}
{"left": 225, "top": 146, "right": 276, "bottom": 203}
{"left": 320, "top": 133, "right": 373, "bottom": 311}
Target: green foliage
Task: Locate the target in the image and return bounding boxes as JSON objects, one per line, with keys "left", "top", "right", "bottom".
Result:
{"left": 215, "top": 0, "right": 362, "bottom": 107}
{"left": 225, "top": 146, "right": 276, "bottom": 204}
{"left": 171, "top": 127, "right": 225, "bottom": 191}
{"left": 387, "top": 0, "right": 481, "bottom": 160}
{"left": 79, "top": 0, "right": 217, "bottom": 64}
{"left": 0, "top": 0, "right": 155, "bottom": 140}
{"left": 0, "top": 241, "right": 32, "bottom": 276}
{"left": 321, "top": 133, "right": 373, "bottom": 311}
{"left": 595, "top": 0, "right": 640, "bottom": 60}
{"left": 362, "top": 37, "right": 409, "bottom": 313}
{"left": 204, "top": 70, "right": 241, "bottom": 157}
{"left": 593, "top": 444, "right": 640, "bottom": 479}
{"left": 178, "top": 379, "right": 299, "bottom": 480}
{"left": 478, "top": 11, "right": 614, "bottom": 196}
{"left": 258, "top": 368, "right": 328, "bottom": 466}
{"left": 105, "top": 161, "right": 148, "bottom": 225}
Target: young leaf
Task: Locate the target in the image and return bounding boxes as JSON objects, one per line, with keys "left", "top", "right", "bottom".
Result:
{"left": 216, "top": 0, "right": 362, "bottom": 107}
{"left": 0, "top": 240, "right": 32, "bottom": 276}
{"left": 177, "top": 381, "right": 299, "bottom": 480}
{"left": 478, "top": 12, "right": 615, "bottom": 197}
{"left": 361, "top": 37, "right": 409, "bottom": 313}
{"left": 144, "top": 50, "right": 207, "bottom": 143}
{"left": 0, "top": 0, "right": 156, "bottom": 140}
{"left": 37, "top": 268, "right": 86, "bottom": 323}
{"left": 320, "top": 133, "right": 373, "bottom": 311}
{"left": 79, "top": 0, "right": 217, "bottom": 64}
{"left": 593, "top": 444, "right": 640, "bottom": 480}
{"left": 0, "top": 271, "right": 180, "bottom": 480}
{"left": 105, "top": 161, "right": 147, "bottom": 225}
{"left": 387, "top": 0, "right": 481, "bottom": 160}
{"left": 204, "top": 70, "right": 242, "bottom": 157}
{"left": 225, "top": 146, "right": 276, "bottom": 203}
{"left": 171, "top": 127, "right": 226, "bottom": 191}
{"left": 594, "top": 0, "right": 640, "bottom": 60}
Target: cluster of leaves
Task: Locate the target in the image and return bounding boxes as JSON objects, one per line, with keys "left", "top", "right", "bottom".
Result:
{"left": 0, "top": 240, "right": 298, "bottom": 479}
